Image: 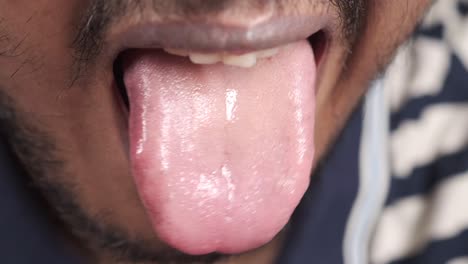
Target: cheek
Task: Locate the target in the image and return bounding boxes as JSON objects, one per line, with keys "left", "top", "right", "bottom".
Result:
{"left": 365, "top": 0, "right": 432, "bottom": 63}
{"left": 0, "top": 0, "right": 85, "bottom": 112}
{"left": 343, "top": 0, "right": 432, "bottom": 82}
{"left": 313, "top": 0, "right": 431, "bottom": 163}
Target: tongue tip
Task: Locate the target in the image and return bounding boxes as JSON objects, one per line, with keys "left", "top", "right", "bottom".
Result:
{"left": 160, "top": 228, "right": 279, "bottom": 256}
{"left": 151, "top": 192, "right": 305, "bottom": 256}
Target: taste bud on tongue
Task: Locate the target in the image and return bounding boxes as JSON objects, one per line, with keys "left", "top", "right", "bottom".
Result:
{"left": 123, "top": 41, "right": 316, "bottom": 255}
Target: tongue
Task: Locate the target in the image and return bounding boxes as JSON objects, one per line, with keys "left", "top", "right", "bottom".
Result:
{"left": 123, "top": 41, "right": 316, "bottom": 255}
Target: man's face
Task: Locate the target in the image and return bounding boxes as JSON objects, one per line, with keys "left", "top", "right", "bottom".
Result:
{"left": 0, "top": 0, "right": 430, "bottom": 263}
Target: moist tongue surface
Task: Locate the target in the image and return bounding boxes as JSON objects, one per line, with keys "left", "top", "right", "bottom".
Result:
{"left": 123, "top": 41, "right": 316, "bottom": 255}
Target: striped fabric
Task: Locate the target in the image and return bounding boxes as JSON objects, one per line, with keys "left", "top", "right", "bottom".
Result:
{"left": 371, "top": 1, "right": 468, "bottom": 263}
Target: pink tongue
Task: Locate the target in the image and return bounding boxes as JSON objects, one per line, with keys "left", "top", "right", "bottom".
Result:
{"left": 123, "top": 41, "right": 316, "bottom": 255}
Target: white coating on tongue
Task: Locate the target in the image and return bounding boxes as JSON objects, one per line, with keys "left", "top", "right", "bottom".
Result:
{"left": 123, "top": 41, "right": 316, "bottom": 255}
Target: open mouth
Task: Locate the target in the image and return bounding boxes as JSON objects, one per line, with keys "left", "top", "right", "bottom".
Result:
{"left": 114, "top": 30, "right": 328, "bottom": 110}
{"left": 111, "top": 20, "right": 329, "bottom": 255}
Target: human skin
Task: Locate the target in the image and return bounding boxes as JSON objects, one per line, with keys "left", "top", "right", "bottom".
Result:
{"left": 0, "top": 1, "right": 431, "bottom": 263}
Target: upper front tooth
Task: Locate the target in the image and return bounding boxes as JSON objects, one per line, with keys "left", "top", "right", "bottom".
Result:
{"left": 189, "top": 53, "right": 222, "bottom": 64}
{"left": 165, "top": 48, "right": 189, "bottom": 57}
{"left": 163, "top": 46, "right": 281, "bottom": 68}
{"left": 222, "top": 53, "right": 257, "bottom": 68}
{"left": 255, "top": 48, "right": 279, "bottom": 58}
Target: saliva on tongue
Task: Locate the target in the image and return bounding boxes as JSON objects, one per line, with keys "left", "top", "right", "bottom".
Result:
{"left": 123, "top": 41, "right": 316, "bottom": 255}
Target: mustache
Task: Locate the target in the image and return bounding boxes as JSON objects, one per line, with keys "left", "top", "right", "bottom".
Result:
{"left": 71, "top": 0, "right": 365, "bottom": 80}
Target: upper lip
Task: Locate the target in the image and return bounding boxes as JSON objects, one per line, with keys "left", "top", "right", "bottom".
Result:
{"left": 105, "top": 4, "right": 336, "bottom": 58}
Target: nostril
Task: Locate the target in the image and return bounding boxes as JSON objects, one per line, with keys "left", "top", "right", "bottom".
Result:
{"left": 113, "top": 54, "right": 129, "bottom": 109}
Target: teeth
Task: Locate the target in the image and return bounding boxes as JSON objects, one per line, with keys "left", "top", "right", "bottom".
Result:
{"left": 256, "top": 48, "right": 279, "bottom": 58}
{"left": 162, "top": 47, "right": 280, "bottom": 68}
{"left": 189, "top": 53, "right": 222, "bottom": 64}
{"left": 165, "top": 48, "right": 189, "bottom": 57}
{"left": 223, "top": 53, "right": 257, "bottom": 68}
